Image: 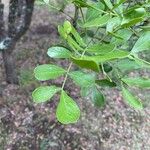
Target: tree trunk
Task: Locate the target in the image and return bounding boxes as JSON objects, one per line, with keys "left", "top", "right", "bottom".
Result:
{"left": 2, "top": 50, "right": 18, "bottom": 84}
{"left": 0, "top": 0, "right": 35, "bottom": 84}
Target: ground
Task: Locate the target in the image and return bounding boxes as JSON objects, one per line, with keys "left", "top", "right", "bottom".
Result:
{"left": 0, "top": 3, "right": 150, "bottom": 150}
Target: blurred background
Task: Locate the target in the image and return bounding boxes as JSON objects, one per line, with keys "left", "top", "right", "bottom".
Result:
{"left": 0, "top": 0, "right": 150, "bottom": 149}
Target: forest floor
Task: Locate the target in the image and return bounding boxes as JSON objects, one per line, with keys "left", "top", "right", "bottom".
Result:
{"left": 0, "top": 4, "right": 150, "bottom": 150}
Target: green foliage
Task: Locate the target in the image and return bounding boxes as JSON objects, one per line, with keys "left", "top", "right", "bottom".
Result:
{"left": 34, "top": 64, "right": 66, "bottom": 81}
{"left": 122, "top": 86, "right": 143, "bottom": 110}
{"left": 47, "top": 46, "right": 71, "bottom": 58}
{"left": 32, "top": 86, "right": 61, "bottom": 103}
{"left": 56, "top": 90, "right": 80, "bottom": 124}
{"left": 32, "top": 0, "right": 150, "bottom": 124}
{"left": 131, "top": 31, "right": 150, "bottom": 53}
{"left": 92, "top": 87, "right": 105, "bottom": 107}
{"left": 82, "top": 14, "right": 110, "bottom": 28}
{"left": 122, "top": 77, "right": 150, "bottom": 88}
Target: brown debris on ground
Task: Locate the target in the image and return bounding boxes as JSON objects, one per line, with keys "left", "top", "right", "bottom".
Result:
{"left": 0, "top": 5, "right": 150, "bottom": 150}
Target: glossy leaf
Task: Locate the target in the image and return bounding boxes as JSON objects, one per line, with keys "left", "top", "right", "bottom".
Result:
{"left": 56, "top": 91, "right": 80, "bottom": 124}
{"left": 84, "top": 50, "right": 129, "bottom": 63}
{"left": 47, "top": 46, "right": 71, "bottom": 58}
{"left": 69, "top": 71, "right": 95, "bottom": 87}
{"left": 122, "top": 77, "right": 150, "bottom": 88}
{"left": 34, "top": 64, "right": 66, "bottom": 81}
{"left": 122, "top": 86, "right": 143, "bottom": 109}
{"left": 71, "top": 56, "right": 100, "bottom": 72}
{"left": 131, "top": 31, "right": 150, "bottom": 53}
{"left": 32, "top": 86, "right": 61, "bottom": 103}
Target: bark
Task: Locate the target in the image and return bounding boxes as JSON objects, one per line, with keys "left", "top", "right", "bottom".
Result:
{"left": 2, "top": 50, "right": 18, "bottom": 84}
{"left": 0, "top": 0, "right": 35, "bottom": 84}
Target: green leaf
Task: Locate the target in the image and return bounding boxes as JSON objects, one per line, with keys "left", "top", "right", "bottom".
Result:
{"left": 47, "top": 46, "right": 71, "bottom": 58}
{"left": 113, "top": 0, "right": 126, "bottom": 9}
{"left": 133, "top": 57, "right": 150, "bottom": 68}
{"left": 80, "top": 86, "right": 92, "bottom": 97}
{"left": 69, "top": 71, "right": 95, "bottom": 87}
{"left": 34, "top": 64, "right": 66, "bottom": 81}
{"left": 92, "top": 87, "right": 105, "bottom": 107}
{"left": 86, "top": 1, "right": 105, "bottom": 21}
{"left": 111, "top": 29, "right": 132, "bottom": 45}
{"left": 73, "top": 0, "right": 88, "bottom": 7}
{"left": 70, "top": 25, "right": 86, "bottom": 47}
{"left": 87, "top": 43, "right": 115, "bottom": 54}
{"left": 71, "top": 56, "right": 100, "bottom": 72}
{"left": 56, "top": 90, "right": 80, "bottom": 124}
{"left": 84, "top": 50, "right": 129, "bottom": 63}
{"left": 32, "top": 86, "right": 61, "bottom": 103}
{"left": 58, "top": 25, "right": 67, "bottom": 39}
{"left": 106, "top": 17, "right": 121, "bottom": 32}
{"left": 122, "top": 86, "right": 143, "bottom": 109}
{"left": 131, "top": 31, "right": 150, "bottom": 53}
{"left": 63, "top": 21, "right": 72, "bottom": 34}
{"left": 121, "top": 7, "right": 146, "bottom": 27}
{"left": 96, "top": 79, "right": 116, "bottom": 87}
{"left": 122, "top": 77, "right": 150, "bottom": 88}
{"left": 116, "top": 59, "right": 143, "bottom": 72}
{"left": 103, "top": 0, "right": 113, "bottom": 9}
{"left": 67, "top": 35, "right": 83, "bottom": 51}
{"left": 82, "top": 14, "right": 110, "bottom": 28}
{"left": 108, "top": 31, "right": 124, "bottom": 40}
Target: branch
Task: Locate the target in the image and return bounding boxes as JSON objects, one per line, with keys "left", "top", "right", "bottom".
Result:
{"left": 13, "top": 0, "right": 35, "bottom": 41}
{"left": 8, "top": 0, "right": 19, "bottom": 39}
